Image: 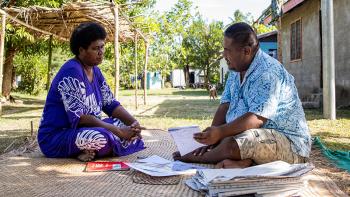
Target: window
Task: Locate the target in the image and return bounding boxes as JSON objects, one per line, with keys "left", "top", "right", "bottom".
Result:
{"left": 290, "top": 19, "right": 302, "bottom": 61}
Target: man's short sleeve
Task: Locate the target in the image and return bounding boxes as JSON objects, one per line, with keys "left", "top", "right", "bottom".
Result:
{"left": 247, "top": 72, "right": 281, "bottom": 120}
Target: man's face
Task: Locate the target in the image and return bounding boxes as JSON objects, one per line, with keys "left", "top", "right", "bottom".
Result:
{"left": 79, "top": 39, "right": 105, "bottom": 66}
{"left": 223, "top": 36, "right": 250, "bottom": 72}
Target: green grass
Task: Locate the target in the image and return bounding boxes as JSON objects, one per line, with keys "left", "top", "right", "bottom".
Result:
{"left": 306, "top": 109, "right": 350, "bottom": 150}
{"left": 119, "top": 88, "right": 212, "bottom": 96}
{"left": 0, "top": 89, "right": 349, "bottom": 153}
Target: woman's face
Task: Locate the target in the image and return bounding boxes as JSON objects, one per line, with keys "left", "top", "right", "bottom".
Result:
{"left": 79, "top": 39, "right": 105, "bottom": 66}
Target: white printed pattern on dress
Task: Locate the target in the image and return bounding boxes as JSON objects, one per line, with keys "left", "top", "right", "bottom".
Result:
{"left": 75, "top": 130, "right": 107, "bottom": 151}
{"left": 58, "top": 76, "right": 101, "bottom": 118}
{"left": 101, "top": 81, "right": 116, "bottom": 106}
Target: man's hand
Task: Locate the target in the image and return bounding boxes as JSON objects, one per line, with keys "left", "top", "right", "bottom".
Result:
{"left": 193, "top": 126, "right": 222, "bottom": 145}
{"left": 192, "top": 144, "right": 216, "bottom": 156}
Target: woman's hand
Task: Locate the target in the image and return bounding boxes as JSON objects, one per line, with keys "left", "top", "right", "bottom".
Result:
{"left": 130, "top": 120, "right": 145, "bottom": 139}
{"left": 109, "top": 126, "right": 137, "bottom": 140}
{"left": 130, "top": 121, "right": 146, "bottom": 132}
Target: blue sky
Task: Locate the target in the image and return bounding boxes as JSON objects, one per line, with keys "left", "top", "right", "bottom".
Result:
{"left": 154, "top": 0, "right": 271, "bottom": 25}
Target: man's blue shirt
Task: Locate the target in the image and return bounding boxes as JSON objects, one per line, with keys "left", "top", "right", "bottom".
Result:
{"left": 221, "top": 49, "right": 311, "bottom": 157}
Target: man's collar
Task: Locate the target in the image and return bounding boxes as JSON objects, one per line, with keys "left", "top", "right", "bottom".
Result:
{"left": 240, "top": 49, "right": 262, "bottom": 86}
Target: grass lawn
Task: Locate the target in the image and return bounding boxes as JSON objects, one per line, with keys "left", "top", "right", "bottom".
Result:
{"left": 0, "top": 88, "right": 349, "bottom": 193}
{"left": 1, "top": 88, "right": 349, "bottom": 152}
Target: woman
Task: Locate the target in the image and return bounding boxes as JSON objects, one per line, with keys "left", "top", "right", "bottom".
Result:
{"left": 38, "top": 22, "right": 145, "bottom": 161}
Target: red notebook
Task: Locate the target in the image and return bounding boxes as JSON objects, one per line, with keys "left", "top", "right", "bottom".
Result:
{"left": 84, "top": 161, "right": 130, "bottom": 172}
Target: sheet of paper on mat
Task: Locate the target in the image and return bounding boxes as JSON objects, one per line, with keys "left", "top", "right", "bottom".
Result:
{"left": 168, "top": 125, "right": 205, "bottom": 156}
{"left": 126, "top": 155, "right": 206, "bottom": 177}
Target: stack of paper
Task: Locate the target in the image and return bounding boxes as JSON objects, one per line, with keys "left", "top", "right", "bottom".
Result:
{"left": 186, "top": 160, "right": 314, "bottom": 197}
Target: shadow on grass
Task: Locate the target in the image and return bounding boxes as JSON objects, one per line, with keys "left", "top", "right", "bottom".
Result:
{"left": 1, "top": 115, "right": 42, "bottom": 120}
{"left": 2, "top": 106, "right": 43, "bottom": 116}
{"left": 171, "top": 89, "right": 209, "bottom": 96}
{"left": 11, "top": 94, "right": 46, "bottom": 105}
{"left": 171, "top": 89, "right": 223, "bottom": 97}
{"left": 0, "top": 129, "right": 32, "bottom": 136}
{"left": 139, "top": 98, "right": 220, "bottom": 120}
{"left": 305, "top": 109, "right": 350, "bottom": 120}
{"left": 312, "top": 131, "right": 350, "bottom": 139}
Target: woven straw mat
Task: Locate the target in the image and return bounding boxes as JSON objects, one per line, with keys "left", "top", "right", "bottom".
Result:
{"left": 0, "top": 130, "right": 346, "bottom": 197}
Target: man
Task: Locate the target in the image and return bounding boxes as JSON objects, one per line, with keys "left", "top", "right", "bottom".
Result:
{"left": 173, "top": 22, "right": 311, "bottom": 168}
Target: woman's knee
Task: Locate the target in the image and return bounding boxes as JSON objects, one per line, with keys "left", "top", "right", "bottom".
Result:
{"left": 75, "top": 128, "right": 112, "bottom": 151}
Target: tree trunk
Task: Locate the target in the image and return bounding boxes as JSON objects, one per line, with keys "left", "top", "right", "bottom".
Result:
{"left": 204, "top": 65, "right": 210, "bottom": 90}
{"left": 2, "top": 46, "right": 17, "bottom": 99}
{"left": 183, "top": 64, "right": 190, "bottom": 87}
{"left": 11, "top": 67, "right": 16, "bottom": 89}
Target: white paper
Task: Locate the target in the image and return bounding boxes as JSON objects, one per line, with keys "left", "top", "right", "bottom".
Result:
{"left": 172, "top": 161, "right": 207, "bottom": 171}
{"left": 126, "top": 155, "right": 198, "bottom": 177}
{"left": 168, "top": 125, "right": 205, "bottom": 156}
{"left": 137, "top": 155, "right": 171, "bottom": 165}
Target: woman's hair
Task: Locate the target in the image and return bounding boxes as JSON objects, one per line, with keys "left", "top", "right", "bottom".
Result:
{"left": 224, "top": 22, "right": 259, "bottom": 50}
{"left": 70, "top": 22, "right": 107, "bottom": 56}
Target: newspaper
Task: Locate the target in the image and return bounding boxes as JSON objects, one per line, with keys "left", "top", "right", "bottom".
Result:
{"left": 185, "top": 160, "right": 314, "bottom": 197}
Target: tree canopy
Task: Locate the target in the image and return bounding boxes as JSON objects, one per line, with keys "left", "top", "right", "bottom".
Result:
{"left": 0, "top": 0, "right": 276, "bottom": 97}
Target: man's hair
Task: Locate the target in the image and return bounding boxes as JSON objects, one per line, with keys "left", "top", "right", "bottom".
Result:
{"left": 224, "top": 22, "right": 259, "bottom": 50}
{"left": 70, "top": 22, "right": 107, "bottom": 56}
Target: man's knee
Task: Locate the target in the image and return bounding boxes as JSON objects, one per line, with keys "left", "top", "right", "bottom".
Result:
{"left": 219, "top": 137, "right": 241, "bottom": 160}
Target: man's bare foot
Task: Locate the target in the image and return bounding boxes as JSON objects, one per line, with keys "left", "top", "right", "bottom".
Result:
{"left": 215, "top": 159, "right": 253, "bottom": 169}
{"left": 77, "top": 150, "right": 96, "bottom": 162}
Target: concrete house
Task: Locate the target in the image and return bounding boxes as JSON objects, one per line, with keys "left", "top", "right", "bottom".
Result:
{"left": 258, "top": 30, "right": 278, "bottom": 59}
{"left": 259, "top": 0, "right": 350, "bottom": 107}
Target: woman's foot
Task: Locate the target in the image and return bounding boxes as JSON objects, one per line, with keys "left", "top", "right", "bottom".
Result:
{"left": 77, "top": 150, "right": 96, "bottom": 162}
{"left": 215, "top": 159, "right": 253, "bottom": 169}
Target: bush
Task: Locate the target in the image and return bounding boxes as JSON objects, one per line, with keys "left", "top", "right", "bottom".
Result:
{"left": 15, "top": 54, "right": 47, "bottom": 95}
{"left": 98, "top": 59, "right": 115, "bottom": 90}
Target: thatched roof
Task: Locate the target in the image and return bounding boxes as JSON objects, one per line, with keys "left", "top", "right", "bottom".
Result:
{"left": 2, "top": 1, "right": 136, "bottom": 42}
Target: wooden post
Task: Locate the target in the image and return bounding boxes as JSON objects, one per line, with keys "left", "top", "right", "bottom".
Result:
{"left": 321, "top": 0, "right": 336, "bottom": 119}
{"left": 0, "top": 13, "right": 6, "bottom": 116}
{"left": 134, "top": 32, "right": 138, "bottom": 109}
{"left": 277, "top": 18, "right": 283, "bottom": 63}
{"left": 143, "top": 42, "right": 149, "bottom": 105}
{"left": 30, "top": 121, "right": 34, "bottom": 137}
{"left": 113, "top": 3, "right": 120, "bottom": 100}
{"left": 46, "top": 35, "right": 53, "bottom": 90}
